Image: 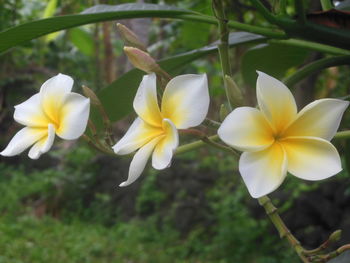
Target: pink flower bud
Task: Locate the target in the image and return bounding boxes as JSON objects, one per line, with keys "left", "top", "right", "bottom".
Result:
{"left": 124, "top": 46, "right": 160, "bottom": 73}
{"left": 116, "top": 23, "right": 148, "bottom": 52}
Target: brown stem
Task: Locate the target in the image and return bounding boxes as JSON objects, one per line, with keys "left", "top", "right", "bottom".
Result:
{"left": 102, "top": 21, "right": 115, "bottom": 84}
{"left": 93, "top": 23, "right": 102, "bottom": 90}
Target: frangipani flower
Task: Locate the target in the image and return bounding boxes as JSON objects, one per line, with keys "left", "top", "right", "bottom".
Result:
{"left": 1, "top": 73, "right": 90, "bottom": 159}
{"left": 218, "top": 71, "right": 349, "bottom": 198}
{"left": 113, "top": 73, "right": 209, "bottom": 186}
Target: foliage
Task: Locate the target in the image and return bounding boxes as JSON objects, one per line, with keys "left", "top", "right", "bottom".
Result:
{"left": 0, "top": 148, "right": 300, "bottom": 263}
{"left": 1, "top": 0, "right": 350, "bottom": 262}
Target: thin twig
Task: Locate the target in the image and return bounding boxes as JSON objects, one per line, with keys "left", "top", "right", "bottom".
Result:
{"left": 179, "top": 129, "right": 239, "bottom": 156}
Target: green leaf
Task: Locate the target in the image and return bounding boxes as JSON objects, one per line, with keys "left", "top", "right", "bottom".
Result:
{"left": 241, "top": 43, "right": 309, "bottom": 87}
{"left": 43, "top": 0, "right": 58, "bottom": 18}
{"left": 0, "top": 3, "right": 193, "bottom": 54}
{"left": 180, "top": 21, "right": 211, "bottom": 49}
{"left": 96, "top": 32, "right": 266, "bottom": 123}
{"left": 68, "top": 28, "right": 94, "bottom": 56}
{"left": 42, "top": 0, "right": 59, "bottom": 42}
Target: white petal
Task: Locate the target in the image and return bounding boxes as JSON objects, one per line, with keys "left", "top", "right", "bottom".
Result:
{"left": 282, "top": 136, "right": 342, "bottom": 180}
{"left": 239, "top": 142, "right": 287, "bottom": 198}
{"left": 218, "top": 107, "right": 274, "bottom": 152}
{"left": 28, "top": 124, "right": 56, "bottom": 159}
{"left": 40, "top": 73, "right": 73, "bottom": 96}
{"left": 152, "top": 119, "right": 179, "bottom": 170}
{"left": 113, "top": 118, "right": 143, "bottom": 154}
{"left": 40, "top": 73, "right": 74, "bottom": 125}
{"left": 0, "top": 127, "right": 47, "bottom": 157}
{"left": 56, "top": 93, "right": 90, "bottom": 140}
{"left": 119, "top": 137, "right": 161, "bottom": 187}
{"left": 283, "top": 99, "right": 349, "bottom": 140}
{"left": 133, "top": 73, "right": 162, "bottom": 127}
{"left": 13, "top": 93, "right": 49, "bottom": 128}
{"left": 256, "top": 71, "right": 297, "bottom": 132}
{"left": 112, "top": 117, "right": 163, "bottom": 155}
{"left": 161, "top": 74, "right": 209, "bottom": 129}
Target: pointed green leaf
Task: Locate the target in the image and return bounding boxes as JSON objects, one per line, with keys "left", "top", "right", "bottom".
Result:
{"left": 96, "top": 32, "right": 265, "bottom": 123}
{"left": 43, "top": 0, "right": 59, "bottom": 42}
{"left": 43, "top": 0, "right": 58, "bottom": 18}
{"left": 0, "top": 3, "right": 193, "bottom": 54}
{"left": 241, "top": 43, "right": 309, "bottom": 87}
{"left": 68, "top": 28, "right": 94, "bottom": 56}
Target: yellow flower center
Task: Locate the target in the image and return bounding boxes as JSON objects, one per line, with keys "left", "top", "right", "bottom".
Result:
{"left": 273, "top": 131, "right": 284, "bottom": 142}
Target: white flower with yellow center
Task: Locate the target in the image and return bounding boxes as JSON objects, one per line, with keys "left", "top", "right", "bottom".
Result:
{"left": 113, "top": 73, "right": 209, "bottom": 186}
{"left": 1, "top": 73, "right": 90, "bottom": 159}
{"left": 218, "top": 71, "right": 349, "bottom": 198}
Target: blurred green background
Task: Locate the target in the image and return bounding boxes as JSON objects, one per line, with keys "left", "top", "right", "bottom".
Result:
{"left": 0, "top": 0, "right": 350, "bottom": 262}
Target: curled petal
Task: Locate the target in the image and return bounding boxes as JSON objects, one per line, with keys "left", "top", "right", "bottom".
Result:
{"left": 239, "top": 143, "right": 287, "bottom": 198}
{"left": 152, "top": 119, "right": 179, "bottom": 170}
{"left": 282, "top": 136, "right": 342, "bottom": 180}
{"left": 161, "top": 74, "right": 209, "bottom": 129}
{"left": 28, "top": 124, "right": 56, "bottom": 159}
{"left": 133, "top": 73, "right": 162, "bottom": 127}
{"left": 56, "top": 93, "right": 90, "bottom": 140}
{"left": 119, "top": 137, "right": 161, "bottom": 187}
{"left": 113, "top": 117, "right": 163, "bottom": 155}
{"left": 283, "top": 99, "right": 349, "bottom": 140}
{"left": 14, "top": 94, "right": 49, "bottom": 128}
{"left": 0, "top": 127, "right": 47, "bottom": 157}
{"left": 40, "top": 73, "right": 73, "bottom": 95}
{"left": 218, "top": 107, "right": 274, "bottom": 152}
{"left": 40, "top": 73, "right": 74, "bottom": 125}
{"left": 256, "top": 71, "right": 297, "bottom": 132}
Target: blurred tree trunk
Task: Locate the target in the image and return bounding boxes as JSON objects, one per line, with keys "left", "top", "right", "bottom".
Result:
{"left": 94, "top": 23, "right": 102, "bottom": 90}
{"left": 100, "top": 0, "right": 116, "bottom": 84}
{"left": 102, "top": 21, "right": 116, "bottom": 84}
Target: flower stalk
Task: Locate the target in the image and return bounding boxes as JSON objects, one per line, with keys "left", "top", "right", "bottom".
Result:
{"left": 259, "top": 197, "right": 350, "bottom": 263}
{"left": 82, "top": 85, "right": 115, "bottom": 146}
{"left": 176, "top": 135, "right": 219, "bottom": 155}
{"left": 86, "top": 120, "right": 114, "bottom": 155}
{"left": 334, "top": 130, "right": 350, "bottom": 140}
{"left": 213, "top": 0, "right": 233, "bottom": 110}
{"left": 258, "top": 196, "right": 309, "bottom": 263}
{"left": 82, "top": 134, "right": 114, "bottom": 155}
{"left": 303, "top": 230, "right": 342, "bottom": 256}
{"left": 180, "top": 129, "right": 239, "bottom": 156}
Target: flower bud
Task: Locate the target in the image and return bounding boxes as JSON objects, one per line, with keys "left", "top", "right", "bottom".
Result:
{"left": 225, "top": 75, "right": 244, "bottom": 108}
{"left": 124, "top": 46, "right": 161, "bottom": 73}
{"left": 219, "top": 104, "right": 230, "bottom": 122}
{"left": 329, "top": 230, "right": 342, "bottom": 243}
{"left": 82, "top": 85, "right": 100, "bottom": 106}
{"left": 116, "top": 23, "right": 148, "bottom": 52}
